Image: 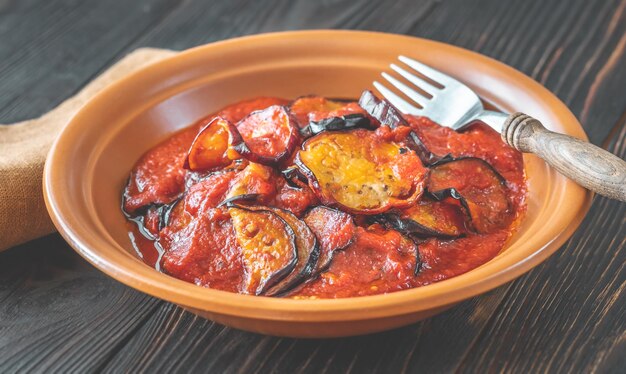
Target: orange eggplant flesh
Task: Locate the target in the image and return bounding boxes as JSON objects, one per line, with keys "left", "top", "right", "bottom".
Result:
{"left": 303, "top": 206, "right": 356, "bottom": 273}
{"left": 358, "top": 90, "right": 451, "bottom": 166}
{"left": 289, "top": 96, "right": 350, "bottom": 127}
{"left": 384, "top": 200, "right": 467, "bottom": 238}
{"left": 237, "top": 206, "right": 321, "bottom": 297}
{"left": 234, "top": 105, "right": 299, "bottom": 166}
{"left": 183, "top": 117, "right": 243, "bottom": 171}
{"left": 427, "top": 157, "right": 513, "bottom": 234}
{"left": 222, "top": 162, "right": 276, "bottom": 204}
{"left": 229, "top": 206, "right": 297, "bottom": 295}
{"left": 296, "top": 129, "right": 427, "bottom": 214}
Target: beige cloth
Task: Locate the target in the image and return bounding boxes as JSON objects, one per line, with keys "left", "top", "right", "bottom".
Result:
{"left": 0, "top": 48, "right": 176, "bottom": 251}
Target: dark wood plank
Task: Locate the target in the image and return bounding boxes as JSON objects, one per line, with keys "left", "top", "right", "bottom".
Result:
{"left": 0, "top": 235, "right": 161, "bottom": 373}
{"left": 0, "top": 0, "right": 624, "bottom": 373}
{"left": 112, "top": 0, "right": 439, "bottom": 51}
{"left": 0, "top": 0, "right": 183, "bottom": 124}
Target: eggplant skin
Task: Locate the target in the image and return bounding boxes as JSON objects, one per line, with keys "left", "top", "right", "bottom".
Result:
{"left": 121, "top": 189, "right": 182, "bottom": 240}
{"left": 426, "top": 157, "right": 513, "bottom": 234}
{"left": 217, "top": 194, "right": 261, "bottom": 208}
{"left": 380, "top": 212, "right": 464, "bottom": 239}
{"left": 300, "top": 114, "right": 373, "bottom": 138}
{"left": 228, "top": 205, "right": 298, "bottom": 295}
{"left": 358, "top": 90, "right": 451, "bottom": 166}
{"left": 281, "top": 166, "right": 309, "bottom": 188}
{"left": 157, "top": 197, "right": 183, "bottom": 231}
{"left": 358, "top": 90, "right": 409, "bottom": 128}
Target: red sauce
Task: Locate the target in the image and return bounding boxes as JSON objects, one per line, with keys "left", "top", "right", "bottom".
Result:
{"left": 124, "top": 96, "right": 526, "bottom": 298}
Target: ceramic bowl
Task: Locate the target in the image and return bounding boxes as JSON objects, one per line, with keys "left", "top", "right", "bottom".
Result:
{"left": 44, "top": 30, "right": 592, "bottom": 337}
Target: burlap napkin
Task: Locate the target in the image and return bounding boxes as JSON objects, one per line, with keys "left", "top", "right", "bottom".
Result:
{"left": 0, "top": 48, "right": 177, "bottom": 252}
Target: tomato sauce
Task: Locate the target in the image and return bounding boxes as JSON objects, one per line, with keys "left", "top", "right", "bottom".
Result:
{"left": 124, "top": 96, "right": 526, "bottom": 298}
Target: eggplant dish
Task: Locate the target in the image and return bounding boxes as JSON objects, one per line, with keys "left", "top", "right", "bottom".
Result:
{"left": 123, "top": 93, "right": 527, "bottom": 298}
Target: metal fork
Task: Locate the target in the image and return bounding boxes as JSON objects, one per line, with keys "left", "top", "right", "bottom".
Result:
{"left": 374, "top": 55, "right": 626, "bottom": 201}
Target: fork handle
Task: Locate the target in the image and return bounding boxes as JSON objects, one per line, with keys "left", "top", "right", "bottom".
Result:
{"left": 502, "top": 112, "right": 626, "bottom": 201}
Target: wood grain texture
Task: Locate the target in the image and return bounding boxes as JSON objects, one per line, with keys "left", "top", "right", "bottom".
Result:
{"left": 0, "top": 235, "right": 160, "bottom": 372}
{"left": 503, "top": 112, "right": 626, "bottom": 201}
{"left": 0, "top": 0, "right": 183, "bottom": 124}
{"left": 0, "top": 0, "right": 624, "bottom": 372}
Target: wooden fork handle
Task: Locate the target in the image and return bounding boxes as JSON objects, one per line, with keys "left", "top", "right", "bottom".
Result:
{"left": 502, "top": 112, "right": 626, "bottom": 201}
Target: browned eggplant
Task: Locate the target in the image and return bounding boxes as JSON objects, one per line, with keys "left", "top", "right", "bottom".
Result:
{"left": 234, "top": 105, "right": 300, "bottom": 166}
{"left": 381, "top": 200, "right": 467, "bottom": 238}
{"left": 233, "top": 205, "right": 320, "bottom": 296}
{"left": 223, "top": 162, "right": 276, "bottom": 203}
{"left": 295, "top": 129, "right": 427, "bottom": 214}
{"left": 358, "top": 90, "right": 452, "bottom": 166}
{"left": 289, "top": 96, "right": 351, "bottom": 127}
{"left": 183, "top": 117, "right": 243, "bottom": 171}
{"left": 228, "top": 205, "right": 298, "bottom": 295}
{"left": 303, "top": 206, "right": 356, "bottom": 273}
{"left": 299, "top": 114, "right": 373, "bottom": 138}
{"left": 426, "top": 157, "right": 513, "bottom": 233}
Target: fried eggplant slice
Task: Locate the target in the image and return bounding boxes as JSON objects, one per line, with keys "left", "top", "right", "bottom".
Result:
{"left": 296, "top": 129, "right": 427, "bottom": 214}
{"left": 234, "top": 105, "right": 299, "bottom": 165}
{"left": 229, "top": 206, "right": 297, "bottom": 295}
{"left": 223, "top": 162, "right": 277, "bottom": 204}
{"left": 358, "top": 90, "right": 451, "bottom": 166}
{"left": 184, "top": 117, "right": 243, "bottom": 171}
{"left": 236, "top": 206, "right": 320, "bottom": 296}
{"left": 426, "top": 157, "right": 513, "bottom": 233}
{"left": 290, "top": 96, "right": 359, "bottom": 127}
{"left": 303, "top": 206, "right": 356, "bottom": 273}
{"left": 300, "top": 114, "right": 373, "bottom": 138}
{"left": 384, "top": 200, "right": 467, "bottom": 238}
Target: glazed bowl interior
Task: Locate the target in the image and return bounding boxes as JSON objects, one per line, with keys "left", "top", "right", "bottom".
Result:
{"left": 45, "top": 31, "right": 591, "bottom": 337}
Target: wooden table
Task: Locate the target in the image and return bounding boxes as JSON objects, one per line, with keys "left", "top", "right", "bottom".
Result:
{"left": 1, "top": 0, "right": 624, "bottom": 372}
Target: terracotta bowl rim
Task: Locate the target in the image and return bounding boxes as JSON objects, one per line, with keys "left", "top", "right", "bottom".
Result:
{"left": 44, "top": 30, "right": 592, "bottom": 322}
